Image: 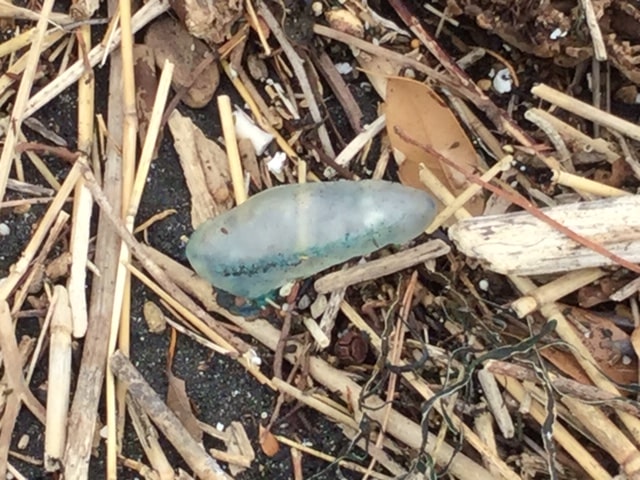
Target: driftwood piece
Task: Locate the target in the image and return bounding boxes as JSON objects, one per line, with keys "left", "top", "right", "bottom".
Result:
{"left": 449, "top": 195, "right": 640, "bottom": 275}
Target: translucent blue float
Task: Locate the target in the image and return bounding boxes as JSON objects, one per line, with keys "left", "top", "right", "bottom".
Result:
{"left": 186, "top": 180, "right": 436, "bottom": 299}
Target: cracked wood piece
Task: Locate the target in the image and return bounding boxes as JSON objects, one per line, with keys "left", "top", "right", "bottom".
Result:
{"left": 449, "top": 195, "right": 640, "bottom": 275}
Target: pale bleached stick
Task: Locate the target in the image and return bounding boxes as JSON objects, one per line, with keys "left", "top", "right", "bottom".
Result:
{"left": 68, "top": 22, "right": 95, "bottom": 340}
{"left": 333, "top": 114, "right": 386, "bottom": 171}
{"left": 532, "top": 84, "right": 640, "bottom": 142}
{"left": 110, "top": 352, "right": 232, "bottom": 480}
{"left": 510, "top": 268, "right": 606, "bottom": 317}
{"left": 44, "top": 286, "right": 73, "bottom": 471}
{"left": 258, "top": 2, "right": 335, "bottom": 158}
{"left": 218, "top": 94, "right": 247, "bottom": 204}
{"left": 526, "top": 107, "right": 619, "bottom": 163}
{"left": 0, "top": 0, "right": 55, "bottom": 203}
{"left": 426, "top": 155, "right": 512, "bottom": 233}
{"left": 314, "top": 239, "right": 450, "bottom": 294}
{"left": 24, "top": 0, "right": 169, "bottom": 119}
{"left": 579, "top": 0, "right": 607, "bottom": 61}
{"left": 0, "top": 161, "right": 82, "bottom": 301}
{"left": 493, "top": 373, "right": 611, "bottom": 480}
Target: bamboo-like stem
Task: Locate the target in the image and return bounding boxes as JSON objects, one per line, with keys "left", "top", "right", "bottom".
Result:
{"left": 68, "top": 24, "right": 95, "bottom": 340}
{"left": 426, "top": 155, "right": 512, "bottom": 233}
{"left": 551, "top": 169, "right": 630, "bottom": 197}
{"left": 0, "top": 161, "right": 82, "bottom": 301}
{"left": 532, "top": 83, "right": 640, "bottom": 142}
{"left": 110, "top": 352, "right": 232, "bottom": 480}
{"left": 314, "top": 240, "right": 450, "bottom": 294}
{"left": 44, "top": 286, "right": 73, "bottom": 471}
{"left": 0, "top": 0, "right": 55, "bottom": 203}
{"left": 510, "top": 268, "right": 606, "bottom": 317}
{"left": 218, "top": 94, "right": 247, "bottom": 204}
{"left": 339, "top": 301, "right": 520, "bottom": 479}
{"left": 24, "top": 0, "right": 169, "bottom": 119}
{"left": 494, "top": 374, "right": 611, "bottom": 480}
{"left": 509, "top": 275, "right": 640, "bottom": 446}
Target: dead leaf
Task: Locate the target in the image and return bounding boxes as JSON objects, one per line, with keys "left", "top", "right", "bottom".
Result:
{"left": 144, "top": 16, "right": 219, "bottom": 108}
{"left": 564, "top": 306, "right": 637, "bottom": 386}
{"left": 258, "top": 424, "right": 280, "bottom": 457}
{"left": 166, "top": 370, "right": 203, "bottom": 443}
{"left": 385, "top": 76, "right": 484, "bottom": 216}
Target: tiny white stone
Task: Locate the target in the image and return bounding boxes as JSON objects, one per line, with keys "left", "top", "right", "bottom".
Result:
{"left": 216, "top": 422, "right": 225, "bottom": 431}
{"left": 334, "top": 62, "right": 353, "bottom": 75}
{"left": 635, "top": 93, "right": 640, "bottom": 104}
{"left": 492, "top": 68, "right": 513, "bottom": 94}
{"left": 549, "top": 28, "right": 565, "bottom": 40}
{"left": 0, "top": 223, "right": 9, "bottom": 236}
{"left": 260, "top": 411, "right": 268, "bottom": 419}
{"left": 311, "top": 1, "right": 323, "bottom": 16}
{"left": 279, "top": 281, "right": 294, "bottom": 297}
{"left": 622, "top": 355, "right": 632, "bottom": 365}
{"left": 478, "top": 279, "right": 489, "bottom": 291}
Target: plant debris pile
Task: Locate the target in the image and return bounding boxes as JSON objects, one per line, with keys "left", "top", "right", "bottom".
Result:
{"left": 1, "top": 0, "right": 640, "bottom": 479}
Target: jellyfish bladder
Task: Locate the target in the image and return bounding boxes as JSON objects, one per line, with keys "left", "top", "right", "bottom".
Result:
{"left": 186, "top": 180, "right": 436, "bottom": 299}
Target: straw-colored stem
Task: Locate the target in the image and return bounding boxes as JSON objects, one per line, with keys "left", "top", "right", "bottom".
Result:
{"left": 510, "top": 268, "right": 606, "bottom": 318}
{"left": 532, "top": 84, "right": 640, "bottom": 142}
{"left": 551, "top": 169, "right": 630, "bottom": 197}
{"left": 44, "top": 286, "right": 73, "bottom": 471}
{"left": 0, "top": 161, "right": 82, "bottom": 301}
{"left": 494, "top": 373, "right": 611, "bottom": 479}
{"left": 0, "top": 0, "right": 55, "bottom": 203}
{"left": 218, "top": 95, "right": 247, "bottom": 204}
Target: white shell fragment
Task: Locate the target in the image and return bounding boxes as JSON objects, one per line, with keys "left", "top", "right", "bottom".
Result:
{"left": 492, "top": 68, "right": 513, "bottom": 94}
{"left": 186, "top": 180, "right": 436, "bottom": 298}
{"left": 233, "top": 107, "right": 273, "bottom": 155}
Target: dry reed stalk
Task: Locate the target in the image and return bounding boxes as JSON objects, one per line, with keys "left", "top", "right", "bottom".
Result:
{"left": 494, "top": 373, "right": 611, "bottom": 479}
{"left": 426, "top": 154, "right": 513, "bottom": 232}
{"left": 110, "top": 352, "right": 233, "bottom": 480}
{"left": 63, "top": 10, "right": 126, "bottom": 469}
{"left": 107, "top": 58, "right": 174, "bottom": 477}
{"left": 339, "top": 301, "right": 521, "bottom": 480}
{"left": 68, "top": 24, "right": 95, "bottom": 340}
{"left": 532, "top": 84, "right": 640, "bottom": 142}
{"left": 44, "top": 286, "right": 73, "bottom": 471}
{"left": 0, "top": 162, "right": 81, "bottom": 301}
{"left": 510, "top": 276, "right": 640, "bottom": 446}
{"left": 0, "top": 301, "right": 46, "bottom": 479}
{"left": 525, "top": 107, "right": 619, "bottom": 163}
{"left": 510, "top": 268, "right": 606, "bottom": 317}
{"left": 24, "top": 0, "right": 169, "bottom": 119}
{"left": 314, "top": 239, "right": 450, "bottom": 294}
{"left": 0, "top": 0, "right": 55, "bottom": 203}
{"left": 218, "top": 95, "right": 247, "bottom": 204}
{"left": 126, "top": 396, "right": 175, "bottom": 480}
{"left": 274, "top": 435, "right": 395, "bottom": 480}
{"left": 257, "top": 2, "right": 335, "bottom": 158}
{"left": 551, "top": 169, "right": 630, "bottom": 197}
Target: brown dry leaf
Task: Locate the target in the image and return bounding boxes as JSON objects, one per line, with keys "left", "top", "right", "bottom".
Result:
{"left": 385, "top": 76, "right": 484, "bottom": 216}
{"left": 258, "top": 424, "right": 280, "bottom": 457}
{"left": 166, "top": 370, "right": 204, "bottom": 443}
{"left": 144, "top": 16, "right": 219, "bottom": 108}
{"left": 564, "top": 307, "right": 638, "bottom": 386}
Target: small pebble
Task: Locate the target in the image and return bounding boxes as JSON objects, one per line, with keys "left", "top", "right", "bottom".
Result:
{"left": 297, "top": 294, "right": 311, "bottom": 310}
{"left": 478, "top": 279, "right": 489, "bottom": 292}
{"left": 310, "top": 294, "right": 328, "bottom": 319}
{"left": 492, "top": 68, "right": 513, "bottom": 94}
{"left": 0, "top": 222, "right": 10, "bottom": 236}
